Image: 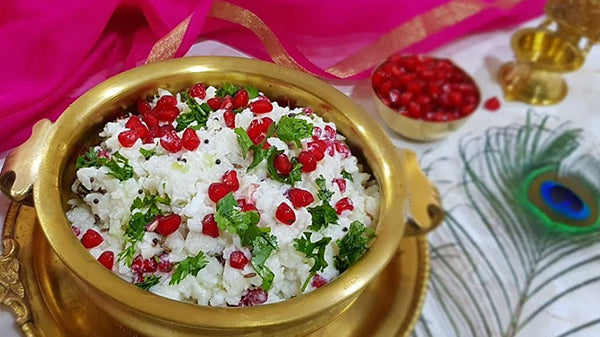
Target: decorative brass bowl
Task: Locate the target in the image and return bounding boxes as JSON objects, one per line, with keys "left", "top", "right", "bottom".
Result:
{"left": 0, "top": 57, "right": 442, "bottom": 337}
{"left": 373, "top": 96, "right": 474, "bottom": 142}
{"left": 371, "top": 59, "right": 480, "bottom": 142}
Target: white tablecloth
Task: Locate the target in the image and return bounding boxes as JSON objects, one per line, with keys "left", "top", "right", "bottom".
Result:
{"left": 2, "top": 17, "right": 599, "bottom": 336}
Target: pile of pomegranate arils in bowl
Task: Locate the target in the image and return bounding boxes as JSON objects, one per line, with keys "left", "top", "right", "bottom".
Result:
{"left": 371, "top": 54, "right": 480, "bottom": 122}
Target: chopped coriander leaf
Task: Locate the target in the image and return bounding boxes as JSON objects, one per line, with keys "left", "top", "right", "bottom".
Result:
{"left": 135, "top": 274, "right": 161, "bottom": 290}
{"left": 76, "top": 147, "right": 107, "bottom": 169}
{"left": 169, "top": 252, "right": 209, "bottom": 285}
{"left": 119, "top": 195, "right": 166, "bottom": 265}
{"left": 215, "top": 82, "right": 240, "bottom": 97}
{"left": 334, "top": 221, "right": 376, "bottom": 273}
{"left": 308, "top": 202, "right": 338, "bottom": 231}
{"left": 139, "top": 148, "right": 155, "bottom": 160}
{"left": 244, "top": 85, "right": 260, "bottom": 99}
{"left": 287, "top": 160, "right": 303, "bottom": 186}
{"left": 175, "top": 91, "right": 211, "bottom": 132}
{"left": 234, "top": 128, "right": 253, "bottom": 158}
{"left": 102, "top": 152, "right": 134, "bottom": 181}
{"left": 118, "top": 242, "right": 137, "bottom": 266}
{"left": 341, "top": 170, "right": 354, "bottom": 182}
{"left": 294, "top": 232, "right": 331, "bottom": 291}
{"left": 155, "top": 195, "right": 171, "bottom": 205}
{"left": 214, "top": 193, "right": 278, "bottom": 290}
{"left": 252, "top": 234, "right": 278, "bottom": 291}
{"left": 276, "top": 116, "right": 314, "bottom": 148}
{"left": 215, "top": 193, "right": 260, "bottom": 235}
{"left": 315, "top": 175, "right": 334, "bottom": 202}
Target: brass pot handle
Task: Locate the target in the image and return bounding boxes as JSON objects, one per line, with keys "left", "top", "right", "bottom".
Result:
{"left": 1, "top": 119, "right": 53, "bottom": 206}
{"left": 397, "top": 149, "right": 444, "bottom": 236}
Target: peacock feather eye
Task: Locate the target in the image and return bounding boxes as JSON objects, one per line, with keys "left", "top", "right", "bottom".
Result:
{"left": 520, "top": 167, "right": 600, "bottom": 233}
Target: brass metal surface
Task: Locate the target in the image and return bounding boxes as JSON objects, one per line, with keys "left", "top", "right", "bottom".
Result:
{"left": 499, "top": 1, "right": 599, "bottom": 105}
{"left": 372, "top": 84, "right": 476, "bottom": 142}
{"left": 0, "top": 57, "right": 442, "bottom": 336}
{"left": 1, "top": 202, "right": 430, "bottom": 337}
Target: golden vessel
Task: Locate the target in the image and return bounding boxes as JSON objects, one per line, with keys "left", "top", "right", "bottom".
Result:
{"left": 499, "top": 0, "right": 600, "bottom": 105}
{"left": 0, "top": 57, "right": 443, "bottom": 336}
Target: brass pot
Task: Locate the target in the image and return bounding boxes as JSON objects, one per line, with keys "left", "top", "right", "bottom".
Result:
{"left": 0, "top": 57, "right": 442, "bottom": 337}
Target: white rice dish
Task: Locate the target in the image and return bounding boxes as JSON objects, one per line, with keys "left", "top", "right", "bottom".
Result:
{"left": 67, "top": 83, "right": 380, "bottom": 307}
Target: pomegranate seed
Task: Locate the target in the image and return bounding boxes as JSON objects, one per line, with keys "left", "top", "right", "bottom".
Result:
{"left": 156, "top": 106, "right": 180, "bottom": 122}
{"left": 160, "top": 130, "right": 182, "bottom": 153}
{"left": 157, "top": 95, "right": 177, "bottom": 108}
{"left": 142, "top": 257, "right": 158, "bottom": 273}
{"left": 142, "top": 112, "right": 159, "bottom": 130}
{"left": 207, "top": 97, "right": 222, "bottom": 111}
{"left": 298, "top": 151, "right": 317, "bottom": 173}
{"left": 312, "top": 126, "right": 322, "bottom": 140}
{"left": 303, "top": 107, "right": 314, "bottom": 115}
{"left": 232, "top": 89, "right": 250, "bottom": 109}
{"left": 81, "top": 229, "right": 103, "bottom": 249}
{"left": 406, "top": 81, "right": 423, "bottom": 95}
{"left": 335, "top": 197, "right": 354, "bottom": 215}
{"left": 208, "top": 183, "right": 230, "bottom": 203}
{"left": 137, "top": 100, "right": 152, "bottom": 115}
{"left": 190, "top": 83, "right": 206, "bottom": 99}
{"left": 333, "top": 178, "right": 346, "bottom": 193}
{"left": 72, "top": 226, "right": 81, "bottom": 237}
{"left": 374, "top": 55, "right": 479, "bottom": 121}
{"left": 224, "top": 109, "right": 236, "bottom": 128}
{"left": 242, "top": 203, "right": 258, "bottom": 212}
{"left": 484, "top": 97, "right": 501, "bottom": 111}
{"left": 307, "top": 140, "right": 327, "bottom": 161}
{"left": 222, "top": 170, "right": 239, "bottom": 192}
{"left": 372, "top": 70, "right": 386, "bottom": 89}
{"left": 288, "top": 188, "right": 314, "bottom": 208}
{"left": 118, "top": 130, "right": 139, "bottom": 147}
{"left": 247, "top": 118, "right": 272, "bottom": 145}
{"left": 220, "top": 96, "right": 233, "bottom": 110}
{"left": 274, "top": 154, "right": 293, "bottom": 175}
{"left": 249, "top": 100, "right": 273, "bottom": 114}
{"left": 132, "top": 124, "right": 149, "bottom": 139}
{"left": 238, "top": 288, "right": 268, "bottom": 307}
{"left": 276, "top": 203, "right": 295, "bottom": 225}
{"left": 125, "top": 115, "right": 143, "bottom": 129}
{"left": 131, "top": 256, "right": 143, "bottom": 274}
{"left": 334, "top": 141, "right": 350, "bottom": 158}
{"left": 311, "top": 274, "right": 328, "bottom": 288}
{"left": 181, "top": 128, "right": 200, "bottom": 151}
{"left": 156, "top": 214, "right": 181, "bottom": 236}
{"left": 261, "top": 117, "right": 274, "bottom": 131}
{"left": 323, "top": 125, "right": 336, "bottom": 139}
{"left": 158, "top": 254, "right": 173, "bottom": 272}
{"left": 229, "top": 251, "right": 249, "bottom": 269}
{"left": 97, "top": 251, "right": 114, "bottom": 270}
{"left": 202, "top": 213, "right": 219, "bottom": 238}
{"left": 448, "top": 92, "right": 463, "bottom": 107}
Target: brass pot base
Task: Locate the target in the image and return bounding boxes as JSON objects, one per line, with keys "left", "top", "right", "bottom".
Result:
{"left": 499, "top": 62, "right": 568, "bottom": 106}
{"left": 1, "top": 202, "right": 430, "bottom": 337}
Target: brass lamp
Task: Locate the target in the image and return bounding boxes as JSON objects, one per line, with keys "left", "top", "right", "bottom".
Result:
{"left": 499, "top": 0, "right": 600, "bottom": 105}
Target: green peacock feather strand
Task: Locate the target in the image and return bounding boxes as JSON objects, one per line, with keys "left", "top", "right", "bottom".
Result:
{"left": 412, "top": 111, "right": 600, "bottom": 337}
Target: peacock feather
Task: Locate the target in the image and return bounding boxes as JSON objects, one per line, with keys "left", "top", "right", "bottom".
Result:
{"left": 412, "top": 111, "right": 600, "bottom": 337}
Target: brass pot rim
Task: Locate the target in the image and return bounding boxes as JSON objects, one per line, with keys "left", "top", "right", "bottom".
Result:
{"left": 32, "top": 56, "right": 409, "bottom": 329}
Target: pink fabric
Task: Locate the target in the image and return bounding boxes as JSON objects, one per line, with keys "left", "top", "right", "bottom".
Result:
{"left": 0, "top": 0, "right": 544, "bottom": 152}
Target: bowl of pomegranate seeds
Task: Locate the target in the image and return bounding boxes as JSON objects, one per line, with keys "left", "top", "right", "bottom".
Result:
{"left": 372, "top": 54, "right": 481, "bottom": 141}
{"left": 0, "top": 56, "right": 442, "bottom": 337}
